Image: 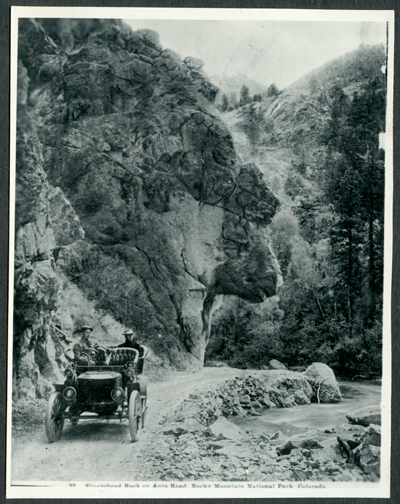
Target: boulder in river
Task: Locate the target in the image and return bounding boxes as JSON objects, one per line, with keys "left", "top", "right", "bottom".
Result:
{"left": 304, "top": 362, "right": 341, "bottom": 403}
{"left": 346, "top": 405, "right": 381, "bottom": 427}
{"left": 269, "top": 359, "right": 287, "bottom": 370}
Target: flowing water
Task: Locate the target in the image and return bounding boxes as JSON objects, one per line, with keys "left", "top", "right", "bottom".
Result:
{"left": 230, "top": 380, "right": 381, "bottom": 439}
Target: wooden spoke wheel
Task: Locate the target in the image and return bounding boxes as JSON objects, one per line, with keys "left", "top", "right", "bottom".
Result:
{"left": 128, "top": 390, "right": 142, "bottom": 442}
{"left": 141, "top": 398, "right": 147, "bottom": 429}
{"left": 45, "top": 392, "right": 65, "bottom": 443}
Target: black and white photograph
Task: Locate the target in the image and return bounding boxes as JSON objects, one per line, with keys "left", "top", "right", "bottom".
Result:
{"left": 7, "top": 7, "right": 394, "bottom": 499}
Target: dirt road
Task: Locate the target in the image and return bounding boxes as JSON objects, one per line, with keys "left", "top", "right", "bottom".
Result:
{"left": 11, "top": 367, "right": 245, "bottom": 482}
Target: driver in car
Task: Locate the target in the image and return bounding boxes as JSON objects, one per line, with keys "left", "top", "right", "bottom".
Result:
{"left": 73, "top": 325, "right": 106, "bottom": 364}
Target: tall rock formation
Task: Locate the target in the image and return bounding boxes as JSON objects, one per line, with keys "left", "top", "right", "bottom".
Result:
{"left": 14, "top": 18, "right": 281, "bottom": 394}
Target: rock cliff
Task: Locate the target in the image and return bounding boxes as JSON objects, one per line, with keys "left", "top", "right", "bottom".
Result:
{"left": 14, "top": 18, "right": 281, "bottom": 397}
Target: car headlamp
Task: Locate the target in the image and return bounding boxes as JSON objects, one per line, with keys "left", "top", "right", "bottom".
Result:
{"left": 111, "top": 387, "right": 125, "bottom": 403}
{"left": 126, "top": 361, "right": 134, "bottom": 368}
{"left": 63, "top": 386, "right": 77, "bottom": 401}
{"left": 125, "top": 368, "right": 135, "bottom": 378}
{"left": 64, "top": 367, "right": 74, "bottom": 378}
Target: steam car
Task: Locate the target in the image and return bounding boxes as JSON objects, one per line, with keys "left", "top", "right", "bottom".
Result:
{"left": 45, "top": 347, "right": 147, "bottom": 443}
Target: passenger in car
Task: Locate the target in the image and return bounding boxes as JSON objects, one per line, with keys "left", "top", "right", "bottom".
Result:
{"left": 117, "top": 329, "right": 145, "bottom": 373}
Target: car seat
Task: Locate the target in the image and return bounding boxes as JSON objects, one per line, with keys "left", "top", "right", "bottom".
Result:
{"left": 108, "top": 348, "right": 138, "bottom": 366}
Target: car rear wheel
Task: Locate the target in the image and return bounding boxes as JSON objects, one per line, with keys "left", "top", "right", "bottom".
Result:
{"left": 45, "top": 392, "right": 65, "bottom": 443}
{"left": 128, "top": 390, "right": 141, "bottom": 442}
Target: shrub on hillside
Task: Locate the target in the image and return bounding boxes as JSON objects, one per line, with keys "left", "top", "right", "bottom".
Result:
{"left": 267, "top": 83, "right": 279, "bottom": 97}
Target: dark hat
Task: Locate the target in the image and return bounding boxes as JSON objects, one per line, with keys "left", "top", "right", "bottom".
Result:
{"left": 81, "top": 325, "right": 93, "bottom": 332}
{"left": 123, "top": 329, "right": 134, "bottom": 336}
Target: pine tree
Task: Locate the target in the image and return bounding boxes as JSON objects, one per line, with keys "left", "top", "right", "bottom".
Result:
{"left": 221, "top": 94, "right": 229, "bottom": 112}
{"left": 267, "top": 83, "right": 279, "bottom": 97}
{"left": 239, "top": 85, "right": 251, "bottom": 107}
{"left": 324, "top": 77, "right": 385, "bottom": 336}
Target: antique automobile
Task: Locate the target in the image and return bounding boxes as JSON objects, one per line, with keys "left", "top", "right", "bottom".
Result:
{"left": 45, "top": 347, "right": 147, "bottom": 443}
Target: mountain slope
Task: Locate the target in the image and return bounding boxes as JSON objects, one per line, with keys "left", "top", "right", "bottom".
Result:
{"left": 229, "top": 45, "right": 386, "bottom": 152}
{"left": 288, "top": 44, "right": 386, "bottom": 94}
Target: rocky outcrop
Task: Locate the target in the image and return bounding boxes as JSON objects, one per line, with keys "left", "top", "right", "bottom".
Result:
{"left": 48, "top": 186, "right": 85, "bottom": 246}
{"left": 14, "top": 59, "right": 127, "bottom": 401}
{"left": 13, "top": 60, "right": 63, "bottom": 400}
{"left": 304, "top": 363, "right": 342, "bottom": 403}
{"left": 15, "top": 17, "right": 282, "bottom": 384}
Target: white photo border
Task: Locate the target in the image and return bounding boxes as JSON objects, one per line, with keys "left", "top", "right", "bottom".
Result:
{"left": 7, "top": 6, "right": 395, "bottom": 499}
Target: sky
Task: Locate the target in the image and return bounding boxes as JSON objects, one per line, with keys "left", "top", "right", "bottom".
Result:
{"left": 126, "top": 20, "right": 386, "bottom": 89}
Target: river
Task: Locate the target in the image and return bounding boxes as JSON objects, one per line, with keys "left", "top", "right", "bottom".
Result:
{"left": 230, "top": 380, "right": 381, "bottom": 439}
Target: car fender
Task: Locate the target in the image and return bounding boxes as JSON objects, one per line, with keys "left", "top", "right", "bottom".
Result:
{"left": 127, "top": 381, "right": 140, "bottom": 398}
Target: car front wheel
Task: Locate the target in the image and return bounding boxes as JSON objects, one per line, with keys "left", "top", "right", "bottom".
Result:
{"left": 128, "top": 390, "right": 141, "bottom": 442}
{"left": 45, "top": 392, "right": 65, "bottom": 443}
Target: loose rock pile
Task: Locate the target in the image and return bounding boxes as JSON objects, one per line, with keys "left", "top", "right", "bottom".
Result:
{"left": 135, "top": 368, "right": 380, "bottom": 482}
{"left": 194, "top": 372, "right": 314, "bottom": 423}
{"left": 337, "top": 407, "right": 382, "bottom": 477}
{"left": 189, "top": 365, "right": 341, "bottom": 425}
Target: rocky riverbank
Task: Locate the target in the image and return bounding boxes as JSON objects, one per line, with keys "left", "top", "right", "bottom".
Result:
{"left": 135, "top": 367, "right": 380, "bottom": 482}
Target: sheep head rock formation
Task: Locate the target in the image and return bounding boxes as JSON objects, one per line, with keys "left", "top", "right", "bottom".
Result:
{"left": 14, "top": 18, "right": 281, "bottom": 390}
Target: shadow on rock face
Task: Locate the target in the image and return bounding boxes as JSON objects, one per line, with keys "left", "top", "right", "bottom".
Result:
{"left": 213, "top": 239, "right": 281, "bottom": 303}
{"left": 215, "top": 163, "right": 282, "bottom": 304}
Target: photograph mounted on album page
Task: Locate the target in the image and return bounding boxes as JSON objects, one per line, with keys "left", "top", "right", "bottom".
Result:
{"left": 7, "top": 6, "right": 394, "bottom": 499}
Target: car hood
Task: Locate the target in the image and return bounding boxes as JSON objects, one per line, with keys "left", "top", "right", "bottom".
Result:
{"left": 78, "top": 371, "right": 122, "bottom": 380}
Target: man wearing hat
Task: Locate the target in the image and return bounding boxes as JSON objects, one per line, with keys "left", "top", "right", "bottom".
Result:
{"left": 117, "top": 329, "right": 145, "bottom": 374}
{"left": 73, "top": 325, "right": 105, "bottom": 365}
